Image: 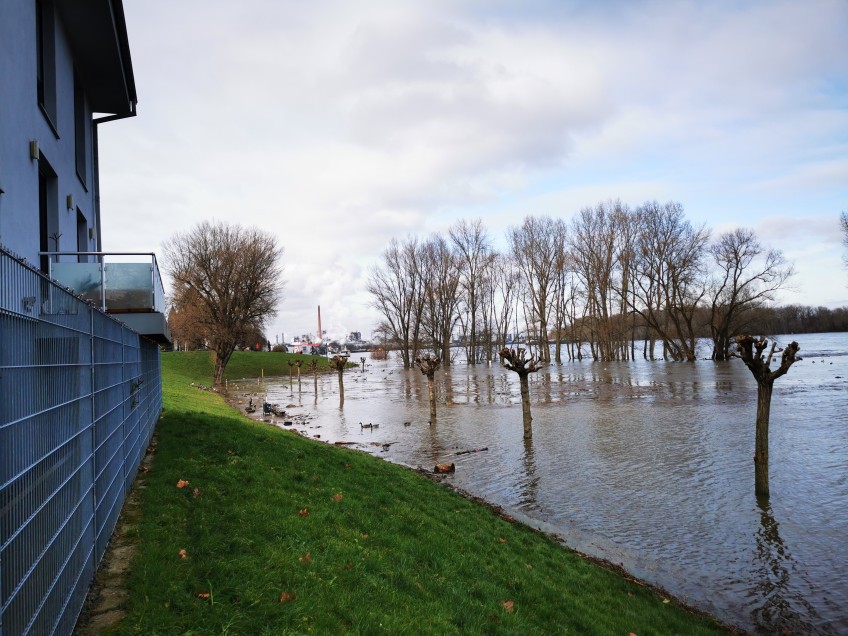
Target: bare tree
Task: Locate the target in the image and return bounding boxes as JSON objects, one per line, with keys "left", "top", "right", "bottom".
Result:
{"left": 420, "top": 235, "right": 461, "bottom": 366}
{"left": 491, "top": 253, "right": 521, "bottom": 351}
{"left": 508, "top": 216, "right": 565, "bottom": 363}
{"left": 367, "top": 237, "right": 426, "bottom": 368}
{"left": 166, "top": 282, "right": 209, "bottom": 351}
{"left": 569, "top": 201, "right": 633, "bottom": 361}
{"left": 708, "top": 228, "right": 794, "bottom": 360}
{"left": 163, "top": 221, "right": 284, "bottom": 385}
{"left": 500, "top": 347, "right": 545, "bottom": 439}
{"left": 450, "top": 219, "right": 492, "bottom": 365}
{"left": 841, "top": 211, "right": 848, "bottom": 269}
{"left": 733, "top": 336, "right": 801, "bottom": 498}
{"left": 415, "top": 353, "right": 441, "bottom": 423}
{"left": 631, "top": 201, "right": 709, "bottom": 361}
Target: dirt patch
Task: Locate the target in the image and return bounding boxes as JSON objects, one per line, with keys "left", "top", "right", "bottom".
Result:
{"left": 73, "top": 436, "right": 157, "bottom": 635}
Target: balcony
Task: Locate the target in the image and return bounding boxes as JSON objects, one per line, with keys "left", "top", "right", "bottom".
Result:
{"left": 44, "top": 252, "right": 171, "bottom": 344}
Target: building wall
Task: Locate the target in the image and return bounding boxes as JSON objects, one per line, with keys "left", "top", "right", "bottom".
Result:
{"left": 0, "top": 0, "right": 100, "bottom": 266}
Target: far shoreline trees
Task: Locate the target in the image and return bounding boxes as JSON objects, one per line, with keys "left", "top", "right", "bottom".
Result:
{"left": 367, "top": 201, "right": 810, "bottom": 363}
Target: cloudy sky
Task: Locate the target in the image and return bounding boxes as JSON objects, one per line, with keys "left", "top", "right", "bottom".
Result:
{"left": 97, "top": 0, "right": 848, "bottom": 342}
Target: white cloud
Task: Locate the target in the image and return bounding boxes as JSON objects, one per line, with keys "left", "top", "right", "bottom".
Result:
{"left": 98, "top": 0, "right": 848, "bottom": 340}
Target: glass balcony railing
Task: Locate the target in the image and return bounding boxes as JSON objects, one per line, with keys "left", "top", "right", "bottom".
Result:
{"left": 43, "top": 252, "right": 165, "bottom": 314}
{"left": 40, "top": 251, "right": 171, "bottom": 344}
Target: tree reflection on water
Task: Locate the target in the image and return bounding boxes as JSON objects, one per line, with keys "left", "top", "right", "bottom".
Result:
{"left": 751, "top": 496, "right": 821, "bottom": 634}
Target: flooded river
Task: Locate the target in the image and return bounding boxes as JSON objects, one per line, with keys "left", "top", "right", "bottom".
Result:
{"left": 253, "top": 333, "right": 848, "bottom": 634}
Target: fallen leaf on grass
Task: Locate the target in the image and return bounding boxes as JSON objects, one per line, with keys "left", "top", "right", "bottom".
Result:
{"left": 500, "top": 600, "right": 515, "bottom": 613}
{"left": 332, "top": 493, "right": 344, "bottom": 502}
{"left": 298, "top": 508, "right": 309, "bottom": 517}
{"left": 498, "top": 537, "right": 507, "bottom": 544}
{"left": 196, "top": 591, "right": 210, "bottom": 600}
{"left": 279, "top": 591, "right": 296, "bottom": 603}
{"left": 344, "top": 463, "right": 352, "bottom": 469}
{"left": 176, "top": 479, "right": 190, "bottom": 489}
{"left": 525, "top": 563, "right": 533, "bottom": 570}
{"left": 298, "top": 552, "right": 312, "bottom": 564}
{"left": 192, "top": 488, "right": 201, "bottom": 498}
{"left": 178, "top": 549, "right": 188, "bottom": 559}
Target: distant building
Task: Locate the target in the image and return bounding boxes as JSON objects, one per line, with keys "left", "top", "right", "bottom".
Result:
{"left": 1, "top": 2, "right": 166, "bottom": 634}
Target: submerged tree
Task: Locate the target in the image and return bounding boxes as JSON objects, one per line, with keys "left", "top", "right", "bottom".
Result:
{"left": 707, "top": 228, "right": 793, "bottom": 360}
{"left": 329, "top": 356, "right": 347, "bottom": 407}
{"left": 294, "top": 358, "right": 303, "bottom": 392}
{"left": 308, "top": 359, "right": 319, "bottom": 400}
{"left": 508, "top": 216, "right": 564, "bottom": 363}
{"left": 366, "top": 238, "right": 426, "bottom": 368}
{"left": 733, "top": 335, "right": 802, "bottom": 498}
{"left": 499, "top": 347, "right": 545, "bottom": 439}
{"left": 450, "top": 219, "right": 492, "bottom": 365}
{"left": 631, "top": 201, "right": 709, "bottom": 361}
{"left": 415, "top": 353, "right": 441, "bottom": 424}
{"left": 841, "top": 211, "right": 848, "bottom": 269}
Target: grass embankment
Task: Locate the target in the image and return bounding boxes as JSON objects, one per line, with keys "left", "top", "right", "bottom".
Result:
{"left": 114, "top": 351, "right": 727, "bottom": 635}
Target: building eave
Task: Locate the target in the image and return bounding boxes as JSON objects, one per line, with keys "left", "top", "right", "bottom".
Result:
{"left": 55, "top": 0, "right": 137, "bottom": 116}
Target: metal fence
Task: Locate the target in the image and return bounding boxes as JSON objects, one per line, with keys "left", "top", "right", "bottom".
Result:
{"left": 0, "top": 247, "right": 162, "bottom": 636}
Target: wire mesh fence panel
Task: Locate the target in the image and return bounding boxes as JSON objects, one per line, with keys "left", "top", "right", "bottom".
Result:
{"left": 1, "top": 248, "right": 162, "bottom": 636}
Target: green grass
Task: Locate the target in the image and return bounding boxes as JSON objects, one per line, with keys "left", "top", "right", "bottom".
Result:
{"left": 115, "top": 351, "right": 728, "bottom": 635}
{"left": 163, "top": 350, "right": 332, "bottom": 386}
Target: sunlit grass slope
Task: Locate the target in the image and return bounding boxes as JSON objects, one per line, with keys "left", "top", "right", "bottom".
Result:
{"left": 115, "top": 351, "right": 728, "bottom": 634}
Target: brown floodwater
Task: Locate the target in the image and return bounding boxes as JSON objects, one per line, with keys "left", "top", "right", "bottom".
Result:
{"left": 254, "top": 333, "right": 848, "bottom": 634}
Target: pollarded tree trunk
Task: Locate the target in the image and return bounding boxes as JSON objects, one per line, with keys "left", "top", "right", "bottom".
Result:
{"left": 308, "top": 359, "right": 319, "bottom": 402}
{"left": 415, "top": 353, "right": 441, "bottom": 424}
{"left": 733, "top": 335, "right": 800, "bottom": 498}
{"left": 338, "top": 368, "right": 344, "bottom": 405}
{"left": 500, "top": 347, "right": 544, "bottom": 440}
{"left": 755, "top": 381, "right": 773, "bottom": 497}
{"left": 518, "top": 373, "right": 532, "bottom": 439}
{"left": 329, "top": 356, "right": 347, "bottom": 407}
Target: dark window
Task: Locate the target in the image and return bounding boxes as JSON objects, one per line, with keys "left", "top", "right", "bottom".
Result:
{"left": 38, "top": 159, "right": 58, "bottom": 274}
{"left": 76, "top": 209, "right": 88, "bottom": 261}
{"left": 36, "top": 0, "right": 58, "bottom": 131}
{"left": 74, "top": 73, "right": 87, "bottom": 185}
